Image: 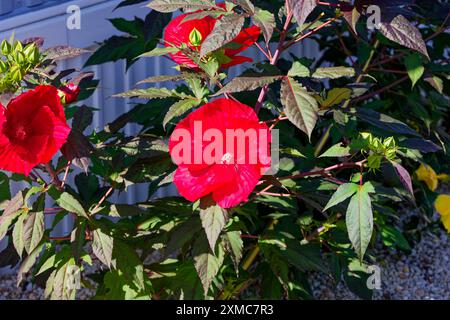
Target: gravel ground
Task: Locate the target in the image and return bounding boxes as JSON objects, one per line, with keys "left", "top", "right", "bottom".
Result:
{"left": 309, "top": 228, "right": 450, "bottom": 300}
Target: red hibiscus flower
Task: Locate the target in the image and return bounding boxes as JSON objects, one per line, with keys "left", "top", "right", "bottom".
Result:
{"left": 164, "top": 11, "right": 261, "bottom": 69}
{"left": 0, "top": 85, "right": 71, "bottom": 175}
{"left": 58, "top": 82, "right": 80, "bottom": 104}
{"left": 169, "top": 98, "right": 271, "bottom": 208}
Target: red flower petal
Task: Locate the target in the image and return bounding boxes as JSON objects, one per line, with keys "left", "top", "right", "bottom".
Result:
{"left": 212, "top": 163, "right": 262, "bottom": 208}
{"left": 0, "top": 85, "right": 70, "bottom": 175}
{"left": 169, "top": 98, "right": 271, "bottom": 208}
{"left": 224, "top": 26, "right": 261, "bottom": 56}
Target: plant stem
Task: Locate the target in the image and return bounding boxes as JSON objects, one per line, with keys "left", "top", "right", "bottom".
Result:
{"left": 254, "top": 10, "right": 294, "bottom": 113}
{"left": 279, "top": 160, "right": 365, "bottom": 181}
{"left": 44, "top": 162, "right": 63, "bottom": 190}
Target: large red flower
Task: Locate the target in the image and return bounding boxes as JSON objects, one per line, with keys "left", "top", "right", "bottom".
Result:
{"left": 164, "top": 11, "right": 261, "bottom": 69}
{"left": 0, "top": 85, "right": 71, "bottom": 175}
{"left": 169, "top": 98, "right": 271, "bottom": 208}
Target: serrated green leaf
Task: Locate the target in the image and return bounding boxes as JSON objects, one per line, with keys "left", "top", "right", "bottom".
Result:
{"left": 213, "top": 75, "right": 281, "bottom": 96}
{"left": 254, "top": 9, "right": 275, "bottom": 44}
{"left": 346, "top": 186, "right": 373, "bottom": 260}
{"left": 288, "top": 61, "right": 310, "bottom": 77}
{"left": 0, "top": 191, "right": 24, "bottom": 241}
{"left": 114, "top": 87, "right": 181, "bottom": 99}
{"left": 23, "top": 195, "right": 45, "bottom": 254}
{"left": 405, "top": 53, "right": 424, "bottom": 88}
{"left": 147, "top": 0, "right": 217, "bottom": 13}
{"left": 163, "top": 98, "right": 201, "bottom": 129}
{"left": 323, "top": 183, "right": 359, "bottom": 212}
{"left": 280, "top": 77, "right": 318, "bottom": 139}
{"left": 312, "top": 66, "right": 355, "bottom": 79}
{"left": 319, "top": 143, "right": 351, "bottom": 158}
{"left": 12, "top": 213, "right": 26, "bottom": 258}
{"left": 17, "top": 241, "right": 47, "bottom": 285}
{"left": 52, "top": 192, "right": 89, "bottom": 219}
{"left": 193, "top": 233, "right": 224, "bottom": 295}
{"left": 137, "top": 72, "right": 200, "bottom": 84}
{"left": 200, "top": 14, "right": 245, "bottom": 57}
{"left": 200, "top": 204, "right": 228, "bottom": 252}
{"left": 139, "top": 46, "right": 179, "bottom": 58}
{"left": 92, "top": 229, "right": 114, "bottom": 268}
{"left": 223, "top": 230, "right": 243, "bottom": 272}
{"left": 424, "top": 76, "right": 443, "bottom": 94}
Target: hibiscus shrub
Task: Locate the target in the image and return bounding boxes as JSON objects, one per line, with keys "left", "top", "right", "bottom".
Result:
{"left": 0, "top": 0, "right": 448, "bottom": 300}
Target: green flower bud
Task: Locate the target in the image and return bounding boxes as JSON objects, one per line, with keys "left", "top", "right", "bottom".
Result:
{"left": 10, "top": 65, "right": 22, "bottom": 82}
{"left": 15, "top": 52, "right": 26, "bottom": 64}
{"left": 14, "top": 41, "right": 23, "bottom": 52}
{"left": 0, "top": 60, "right": 7, "bottom": 73}
{"left": 189, "top": 28, "right": 203, "bottom": 47}
{"left": 1, "top": 40, "right": 11, "bottom": 55}
{"left": 23, "top": 44, "right": 40, "bottom": 63}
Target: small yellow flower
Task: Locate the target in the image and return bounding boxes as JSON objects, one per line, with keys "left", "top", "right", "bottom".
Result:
{"left": 415, "top": 164, "right": 438, "bottom": 191}
{"left": 435, "top": 194, "right": 450, "bottom": 233}
{"left": 437, "top": 173, "right": 450, "bottom": 182}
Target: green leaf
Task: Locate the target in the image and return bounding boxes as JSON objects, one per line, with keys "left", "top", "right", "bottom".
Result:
{"left": 52, "top": 192, "right": 89, "bottom": 220}
{"left": 346, "top": 184, "right": 374, "bottom": 260}
{"left": 44, "top": 46, "right": 89, "bottom": 62}
{"left": 49, "top": 259, "right": 78, "bottom": 300}
{"left": 114, "top": 87, "right": 182, "bottom": 99}
{"left": 405, "top": 53, "right": 424, "bottom": 88}
{"left": 213, "top": 75, "right": 282, "bottom": 96}
{"left": 0, "top": 172, "right": 11, "bottom": 202}
{"left": 323, "top": 183, "right": 359, "bottom": 211}
{"left": 317, "top": 88, "right": 352, "bottom": 109}
{"left": 282, "top": 241, "right": 327, "bottom": 273}
{"left": 92, "top": 228, "right": 114, "bottom": 268}
{"left": 319, "top": 143, "right": 351, "bottom": 158}
{"left": 288, "top": 61, "right": 310, "bottom": 77}
{"left": 147, "top": 0, "right": 217, "bottom": 13}
{"left": 355, "top": 108, "right": 420, "bottom": 137}
{"left": 163, "top": 98, "right": 201, "bottom": 129}
{"left": 165, "top": 217, "right": 202, "bottom": 256}
{"left": 312, "top": 67, "right": 355, "bottom": 79}
{"left": 200, "top": 14, "right": 245, "bottom": 57}
{"left": 0, "top": 191, "right": 24, "bottom": 241}
{"left": 424, "top": 76, "right": 443, "bottom": 94}
{"left": 12, "top": 213, "right": 26, "bottom": 258}
{"left": 200, "top": 204, "right": 228, "bottom": 252}
{"left": 378, "top": 15, "right": 429, "bottom": 59}
{"left": 17, "top": 242, "right": 47, "bottom": 285}
{"left": 280, "top": 77, "right": 318, "bottom": 139}
{"left": 139, "top": 46, "right": 180, "bottom": 58}
{"left": 230, "top": 0, "right": 254, "bottom": 13}
{"left": 380, "top": 225, "right": 411, "bottom": 251}
{"left": 23, "top": 194, "right": 45, "bottom": 254}
{"left": 193, "top": 233, "right": 224, "bottom": 295}
{"left": 137, "top": 72, "right": 200, "bottom": 84}
{"left": 223, "top": 230, "right": 243, "bottom": 272}
{"left": 253, "top": 9, "right": 275, "bottom": 44}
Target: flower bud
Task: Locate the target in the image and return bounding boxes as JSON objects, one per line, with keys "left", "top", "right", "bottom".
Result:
{"left": 1, "top": 40, "right": 11, "bottom": 55}
{"left": 58, "top": 83, "right": 80, "bottom": 104}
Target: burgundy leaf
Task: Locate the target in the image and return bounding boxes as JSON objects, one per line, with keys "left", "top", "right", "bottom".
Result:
{"left": 378, "top": 15, "right": 429, "bottom": 59}
{"left": 288, "top": 0, "right": 317, "bottom": 27}
{"left": 392, "top": 162, "right": 415, "bottom": 200}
